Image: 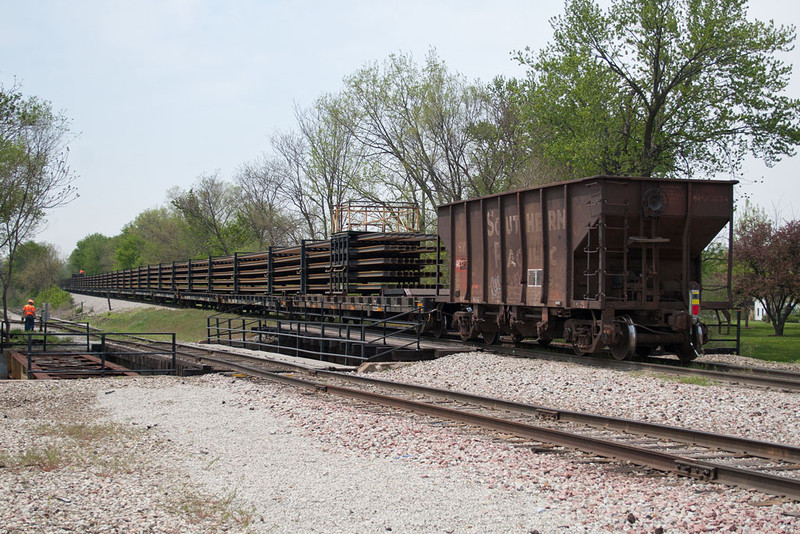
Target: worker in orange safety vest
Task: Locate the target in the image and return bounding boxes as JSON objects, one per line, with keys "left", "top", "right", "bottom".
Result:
{"left": 23, "top": 299, "right": 35, "bottom": 331}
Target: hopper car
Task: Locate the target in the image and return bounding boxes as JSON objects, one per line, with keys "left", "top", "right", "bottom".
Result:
{"left": 64, "top": 175, "right": 736, "bottom": 362}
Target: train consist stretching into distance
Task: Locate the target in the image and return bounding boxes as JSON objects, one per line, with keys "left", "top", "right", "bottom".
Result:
{"left": 65, "top": 175, "right": 737, "bottom": 362}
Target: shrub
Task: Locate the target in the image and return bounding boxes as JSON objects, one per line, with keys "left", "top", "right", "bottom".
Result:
{"left": 31, "top": 286, "right": 73, "bottom": 310}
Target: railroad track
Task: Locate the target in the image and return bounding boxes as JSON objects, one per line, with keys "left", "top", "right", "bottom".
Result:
{"left": 49, "top": 314, "right": 800, "bottom": 390}
{"left": 172, "top": 343, "right": 800, "bottom": 501}
{"left": 42, "top": 318, "right": 800, "bottom": 498}
{"left": 47, "top": 315, "right": 800, "bottom": 391}
{"left": 484, "top": 341, "right": 800, "bottom": 391}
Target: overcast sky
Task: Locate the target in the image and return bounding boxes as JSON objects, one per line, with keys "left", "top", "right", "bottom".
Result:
{"left": 2, "top": 0, "right": 799, "bottom": 257}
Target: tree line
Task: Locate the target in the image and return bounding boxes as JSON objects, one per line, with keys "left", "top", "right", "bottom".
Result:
{"left": 4, "top": 0, "right": 800, "bottom": 336}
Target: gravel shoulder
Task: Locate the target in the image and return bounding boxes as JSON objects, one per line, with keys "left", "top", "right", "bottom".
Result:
{"left": 1, "top": 351, "right": 799, "bottom": 532}
{"left": 67, "top": 293, "right": 169, "bottom": 315}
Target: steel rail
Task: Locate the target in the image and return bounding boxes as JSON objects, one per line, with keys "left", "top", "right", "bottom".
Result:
{"left": 45, "top": 318, "right": 800, "bottom": 497}
{"left": 150, "top": 341, "right": 800, "bottom": 464}
{"left": 194, "top": 351, "right": 800, "bottom": 500}
{"left": 487, "top": 344, "right": 800, "bottom": 391}
{"left": 646, "top": 355, "right": 800, "bottom": 381}
{"left": 312, "top": 369, "right": 800, "bottom": 463}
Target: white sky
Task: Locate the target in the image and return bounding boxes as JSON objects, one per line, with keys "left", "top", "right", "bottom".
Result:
{"left": 2, "top": 0, "right": 799, "bottom": 256}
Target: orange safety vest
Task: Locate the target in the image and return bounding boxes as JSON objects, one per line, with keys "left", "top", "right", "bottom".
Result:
{"left": 23, "top": 304, "right": 35, "bottom": 317}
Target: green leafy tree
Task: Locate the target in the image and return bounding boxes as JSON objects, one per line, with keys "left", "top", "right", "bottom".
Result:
{"left": 68, "top": 233, "right": 114, "bottom": 276}
{"left": 123, "top": 206, "right": 197, "bottom": 265}
{"left": 4, "top": 241, "right": 65, "bottom": 305}
{"left": 170, "top": 172, "right": 250, "bottom": 257}
{"left": 339, "top": 50, "right": 484, "bottom": 228}
{"left": 515, "top": 0, "right": 800, "bottom": 178}
{"left": 113, "top": 225, "right": 145, "bottom": 270}
{"left": 0, "top": 84, "right": 77, "bottom": 334}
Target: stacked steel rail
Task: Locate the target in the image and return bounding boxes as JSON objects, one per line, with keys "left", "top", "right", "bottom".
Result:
{"left": 64, "top": 231, "right": 442, "bottom": 318}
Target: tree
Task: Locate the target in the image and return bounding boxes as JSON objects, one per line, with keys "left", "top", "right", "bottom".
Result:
{"left": 467, "top": 76, "right": 566, "bottom": 194}
{"left": 3, "top": 241, "right": 64, "bottom": 305}
{"left": 170, "top": 172, "right": 249, "bottom": 256}
{"left": 235, "top": 155, "right": 304, "bottom": 248}
{"left": 114, "top": 207, "right": 197, "bottom": 267}
{"left": 0, "top": 84, "right": 77, "bottom": 335}
{"left": 734, "top": 207, "right": 800, "bottom": 336}
{"left": 515, "top": 0, "right": 800, "bottom": 178}
{"left": 268, "top": 130, "right": 325, "bottom": 239}
{"left": 68, "top": 233, "right": 114, "bottom": 276}
{"left": 296, "top": 95, "right": 371, "bottom": 237}
{"left": 339, "top": 50, "right": 484, "bottom": 228}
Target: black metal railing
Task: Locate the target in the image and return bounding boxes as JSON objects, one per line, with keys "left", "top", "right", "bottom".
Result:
{"left": 703, "top": 309, "right": 741, "bottom": 355}
{"left": 20, "top": 325, "right": 177, "bottom": 379}
{"left": 206, "top": 308, "right": 426, "bottom": 366}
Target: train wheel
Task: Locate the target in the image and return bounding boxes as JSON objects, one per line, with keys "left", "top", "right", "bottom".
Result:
{"left": 511, "top": 332, "right": 524, "bottom": 343}
{"left": 674, "top": 324, "right": 703, "bottom": 363}
{"left": 481, "top": 330, "right": 499, "bottom": 345}
{"left": 430, "top": 315, "right": 447, "bottom": 339}
{"left": 572, "top": 341, "right": 588, "bottom": 356}
{"left": 609, "top": 316, "right": 637, "bottom": 361}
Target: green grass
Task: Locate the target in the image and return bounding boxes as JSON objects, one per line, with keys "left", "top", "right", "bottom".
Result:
{"left": 6, "top": 329, "right": 69, "bottom": 346}
{"left": 0, "top": 444, "right": 65, "bottom": 471}
{"left": 170, "top": 487, "right": 255, "bottom": 528}
{"left": 707, "top": 320, "right": 800, "bottom": 363}
{"left": 87, "top": 307, "right": 235, "bottom": 342}
{"left": 0, "top": 422, "right": 139, "bottom": 473}
{"left": 672, "top": 375, "right": 717, "bottom": 386}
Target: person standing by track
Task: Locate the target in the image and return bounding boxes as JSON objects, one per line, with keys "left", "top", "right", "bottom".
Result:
{"left": 22, "top": 299, "right": 35, "bottom": 331}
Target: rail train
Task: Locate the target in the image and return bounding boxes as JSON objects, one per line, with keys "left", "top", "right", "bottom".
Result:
{"left": 64, "top": 175, "right": 736, "bottom": 362}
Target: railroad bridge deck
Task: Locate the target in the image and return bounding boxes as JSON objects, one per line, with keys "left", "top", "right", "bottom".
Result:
{"left": 7, "top": 350, "right": 139, "bottom": 379}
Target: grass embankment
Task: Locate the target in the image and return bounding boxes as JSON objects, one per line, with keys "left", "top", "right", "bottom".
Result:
{"left": 736, "top": 321, "right": 800, "bottom": 363}
{"left": 87, "top": 307, "right": 230, "bottom": 343}
{"left": 706, "top": 319, "right": 800, "bottom": 363}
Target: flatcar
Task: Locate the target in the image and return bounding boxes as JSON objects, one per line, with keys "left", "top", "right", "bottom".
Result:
{"left": 64, "top": 175, "right": 736, "bottom": 362}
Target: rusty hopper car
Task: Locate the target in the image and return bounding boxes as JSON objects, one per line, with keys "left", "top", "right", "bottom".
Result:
{"left": 437, "top": 176, "right": 736, "bottom": 361}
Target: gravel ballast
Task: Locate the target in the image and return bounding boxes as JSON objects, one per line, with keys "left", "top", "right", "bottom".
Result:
{"left": 1, "top": 351, "right": 799, "bottom": 533}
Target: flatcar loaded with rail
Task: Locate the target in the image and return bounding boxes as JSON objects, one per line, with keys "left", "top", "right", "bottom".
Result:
{"left": 65, "top": 176, "right": 736, "bottom": 362}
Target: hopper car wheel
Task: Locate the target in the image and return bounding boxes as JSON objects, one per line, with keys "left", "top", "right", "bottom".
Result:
{"left": 430, "top": 316, "right": 446, "bottom": 339}
{"left": 454, "top": 311, "right": 477, "bottom": 341}
{"left": 481, "top": 330, "right": 499, "bottom": 345}
{"left": 609, "top": 315, "right": 637, "bottom": 361}
{"left": 673, "top": 323, "right": 704, "bottom": 363}
{"left": 458, "top": 323, "right": 477, "bottom": 342}
{"left": 572, "top": 343, "right": 587, "bottom": 356}
{"left": 537, "top": 338, "right": 552, "bottom": 347}
{"left": 511, "top": 332, "right": 524, "bottom": 343}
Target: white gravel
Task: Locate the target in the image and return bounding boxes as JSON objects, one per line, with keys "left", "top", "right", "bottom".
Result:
{"left": 2, "top": 351, "right": 800, "bottom": 533}
{"left": 68, "top": 293, "right": 168, "bottom": 315}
